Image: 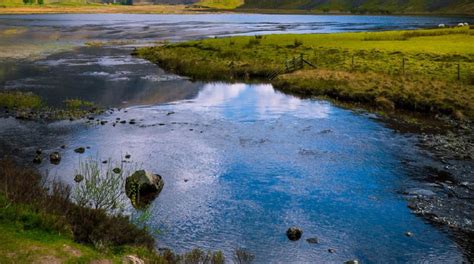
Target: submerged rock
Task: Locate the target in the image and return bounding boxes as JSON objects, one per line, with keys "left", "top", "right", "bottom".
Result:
{"left": 74, "top": 147, "right": 85, "bottom": 154}
{"left": 113, "top": 168, "right": 122, "bottom": 174}
{"left": 33, "top": 154, "right": 42, "bottom": 164}
{"left": 49, "top": 152, "right": 61, "bottom": 165}
{"left": 306, "top": 237, "right": 319, "bottom": 244}
{"left": 74, "top": 174, "right": 84, "bottom": 183}
{"left": 345, "top": 260, "right": 359, "bottom": 264}
{"left": 286, "top": 227, "right": 303, "bottom": 241}
{"left": 125, "top": 170, "right": 164, "bottom": 208}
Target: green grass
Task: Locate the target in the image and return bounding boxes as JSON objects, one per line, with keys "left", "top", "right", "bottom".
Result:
{"left": 0, "top": 91, "right": 104, "bottom": 120}
{"left": 137, "top": 27, "right": 474, "bottom": 120}
{"left": 0, "top": 194, "right": 159, "bottom": 264}
{"left": 197, "top": 0, "right": 244, "bottom": 9}
{"left": 0, "top": 91, "right": 42, "bottom": 109}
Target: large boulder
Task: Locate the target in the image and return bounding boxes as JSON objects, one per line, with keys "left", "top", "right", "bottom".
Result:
{"left": 125, "top": 170, "right": 164, "bottom": 208}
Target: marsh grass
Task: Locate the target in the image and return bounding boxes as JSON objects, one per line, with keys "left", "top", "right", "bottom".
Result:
{"left": 137, "top": 27, "right": 474, "bottom": 119}
{"left": 0, "top": 91, "right": 42, "bottom": 109}
{"left": 0, "top": 91, "right": 103, "bottom": 121}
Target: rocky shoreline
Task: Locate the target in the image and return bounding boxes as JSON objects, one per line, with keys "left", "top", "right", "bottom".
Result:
{"left": 385, "top": 116, "right": 474, "bottom": 260}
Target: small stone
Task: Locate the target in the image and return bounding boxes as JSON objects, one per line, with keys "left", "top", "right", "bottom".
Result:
{"left": 345, "top": 260, "right": 359, "bottom": 264}
{"left": 100, "top": 121, "right": 107, "bottom": 125}
{"left": 120, "top": 120, "right": 126, "bottom": 124}
{"left": 167, "top": 111, "right": 175, "bottom": 116}
{"left": 33, "top": 155, "right": 42, "bottom": 164}
{"left": 405, "top": 231, "right": 413, "bottom": 237}
{"left": 102, "top": 160, "right": 108, "bottom": 164}
{"left": 49, "top": 152, "right": 61, "bottom": 165}
{"left": 129, "top": 119, "right": 136, "bottom": 125}
{"left": 125, "top": 154, "right": 131, "bottom": 159}
{"left": 184, "top": 179, "right": 189, "bottom": 182}
{"left": 306, "top": 237, "right": 319, "bottom": 244}
{"left": 36, "top": 149, "right": 42, "bottom": 155}
{"left": 113, "top": 168, "right": 122, "bottom": 174}
{"left": 61, "top": 145, "right": 66, "bottom": 149}
{"left": 286, "top": 227, "right": 303, "bottom": 241}
{"left": 74, "top": 174, "right": 84, "bottom": 183}
{"left": 328, "top": 248, "right": 336, "bottom": 253}
{"left": 74, "top": 147, "right": 85, "bottom": 154}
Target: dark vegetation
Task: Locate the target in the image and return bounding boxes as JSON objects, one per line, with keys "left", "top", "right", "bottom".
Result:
{"left": 0, "top": 159, "right": 155, "bottom": 249}
{"left": 239, "top": 0, "right": 474, "bottom": 14}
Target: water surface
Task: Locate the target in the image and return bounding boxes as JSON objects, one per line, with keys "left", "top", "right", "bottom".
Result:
{"left": 0, "top": 14, "right": 472, "bottom": 262}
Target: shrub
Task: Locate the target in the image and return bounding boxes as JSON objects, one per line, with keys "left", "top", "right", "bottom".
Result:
{"left": 73, "top": 158, "right": 129, "bottom": 213}
{"left": 0, "top": 159, "right": 154, "bottom": 249}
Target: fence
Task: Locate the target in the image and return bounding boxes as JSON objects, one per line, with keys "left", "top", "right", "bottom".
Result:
{"left": 268, "top": 52, "right": 473, "bottom": 84}
{"left": 267, "top": 54, "right": 316, "bottom": 80}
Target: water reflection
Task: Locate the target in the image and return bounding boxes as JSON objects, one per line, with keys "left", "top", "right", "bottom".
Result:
{"left": 178, "top": 83, "right": 331, "bottom": 121}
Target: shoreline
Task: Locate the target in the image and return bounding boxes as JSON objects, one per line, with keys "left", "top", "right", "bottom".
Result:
{"left": 0, "top": 5, "right": 473, "bottom": 16}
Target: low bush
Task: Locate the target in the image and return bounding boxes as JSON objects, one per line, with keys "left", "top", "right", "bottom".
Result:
{"left": 0, "top": 159, "right": 154, "bottom": 249}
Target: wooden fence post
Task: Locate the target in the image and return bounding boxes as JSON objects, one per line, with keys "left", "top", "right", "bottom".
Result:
{"left": 457, "top": 63, "right": 461, "bottom": 81}
{"left": 402, "top": 57, "right": 405, "bottom": 75}
{"left": 300, "top": 54, "right": 304, "bottom": 69}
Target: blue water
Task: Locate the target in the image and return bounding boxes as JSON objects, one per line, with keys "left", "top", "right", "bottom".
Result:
{"left": 0, "top": 14, "right": 470, "bottom": 262}
{"left": 3, "top": 83, "right": 459, "bottom": 263}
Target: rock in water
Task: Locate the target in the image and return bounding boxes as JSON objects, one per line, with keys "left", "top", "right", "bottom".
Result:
{"left": 74, "top": 174, "right": 84, "bottom": 183}
{"left": 33, "top": 154, "right": 42, "bottom": 164}
{"left": 74, "top": 147, "right": 85, "bottom": 154}
{"left": 49, "top": 152, "right": 61, "bottom": 165}
{"left": 286, "top": 227, "right": 303, "bottom": 241}
{"left": 125, "top": 170, "right": 164, "bottom": 208}
{"left": 345, "top": 261, "right": 359, "bottom": 264}
{"left": 306, "top": 237, "right": 319, "bottom": 244}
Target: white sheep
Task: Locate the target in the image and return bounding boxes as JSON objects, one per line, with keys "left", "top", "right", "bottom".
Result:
{"left": 438, "top": 24, "right": 445, "bottom": 28}
{"left": 464, "top": 22, "right": 469, "bottom": 26}
{"left": 458, "top": 22, "right": 465, "bottom": 27}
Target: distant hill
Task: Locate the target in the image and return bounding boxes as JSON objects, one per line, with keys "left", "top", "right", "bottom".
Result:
{"left": 238, "top": 0, "right": 474, "bottom": 14}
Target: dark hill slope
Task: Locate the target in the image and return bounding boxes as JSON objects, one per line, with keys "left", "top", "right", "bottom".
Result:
{"left": 239, "top": 0, "right": 474, "bottom": 14}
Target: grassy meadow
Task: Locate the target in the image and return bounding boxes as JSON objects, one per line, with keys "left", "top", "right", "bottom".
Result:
{"left": 137, "top": 27, "right": 474, "bottom": 120}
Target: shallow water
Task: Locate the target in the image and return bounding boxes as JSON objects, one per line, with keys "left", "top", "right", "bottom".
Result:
{"left": 1, "top": 14, "right": 472, "bottom": 262}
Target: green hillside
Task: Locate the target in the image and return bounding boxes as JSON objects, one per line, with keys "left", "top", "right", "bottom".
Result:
{"left": 239, "top": 0, "right": 474, "bottom": 14}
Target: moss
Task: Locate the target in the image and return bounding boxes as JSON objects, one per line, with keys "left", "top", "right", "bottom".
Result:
{"left": 137, "top": 27, "right": 474, "bottom": 120}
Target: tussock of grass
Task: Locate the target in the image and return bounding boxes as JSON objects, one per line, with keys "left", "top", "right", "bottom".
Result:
{"left": 0, "top": 91, "right": 103, "bottom": 121}
{"left": 0, "top": 91, "right": 42, "bottom": 109}
{"left": 137, "top": 27, "right": 474, "bottom": 120}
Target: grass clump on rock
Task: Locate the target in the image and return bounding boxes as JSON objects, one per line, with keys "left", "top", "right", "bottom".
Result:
{"left": 137, "top": 27, "right": 474, "bottom": 120}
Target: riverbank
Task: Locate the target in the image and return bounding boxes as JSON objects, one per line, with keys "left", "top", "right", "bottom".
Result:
{"left": 136, "top": 27, "right": 474, "bottom": 121}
